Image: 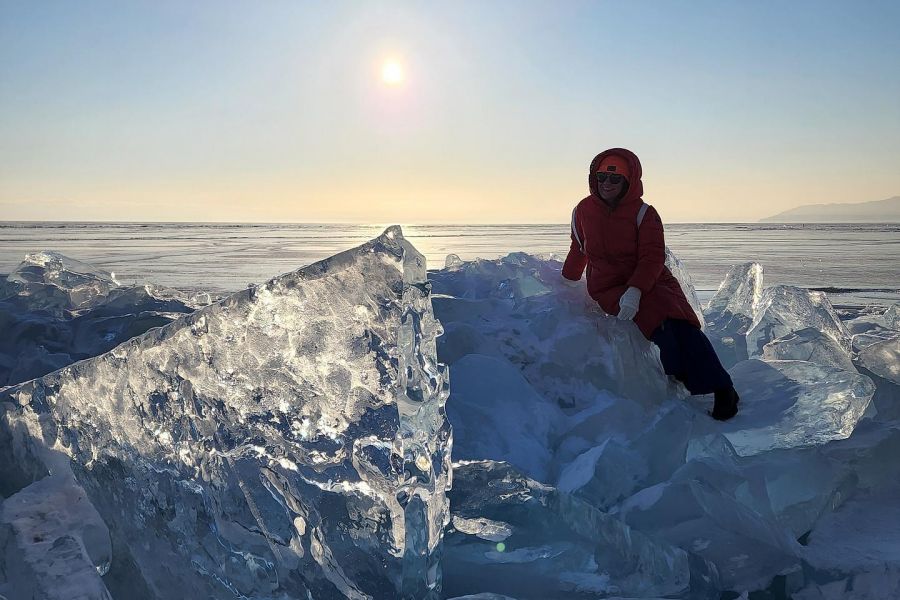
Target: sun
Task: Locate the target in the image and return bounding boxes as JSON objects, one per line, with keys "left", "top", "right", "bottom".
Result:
{"left": 381, "top": 59, "right": 405, "bottom": 86}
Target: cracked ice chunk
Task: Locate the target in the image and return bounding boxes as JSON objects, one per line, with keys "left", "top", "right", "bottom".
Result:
{"left": 3, "top": 251, "right": 213, "bottom": 319}
{"left": 8, "top": 250, "right": 119, "bottom": 289}
{"left": 665, "top": 247, "right": 706, "bottom": 328}
{"left": 703, "top": 263, "right": 764, "bottom": 366}
{"left": 450, "top": 516, "right": 513, "bottom": 542}
{"left": 799, "top": 481, "right": 900, "bottom": 598}
{"left": 432, "top": 256, "right": 676, "bottom": 410}
{"left": 619, "top": 476, "right": 800, "bottom": 591}
{"left": 723, "top": 359, "right": 874, "bottom": 456}
{"left": 444, "top": 254, "right": 464, "bottom": 269}
{"left": 6, "top": 251, "right": 120, "bottom": 314}
{"left": 705, "top": 262, "right": 764, "bottom": 323}
{"left": 761, "top": 327, "right": 856, "bottom": 372}
{"left": 858, "top": 337, "right": 900, "bottom": 385}
{"left": 429, "top": 253, "right": 558, "bottom": 302}
{"left": 443, "top": 461, "right": 719, "bottom": 600}
{"left": 0, "top": 470, "right": 112, "bottom": 600}
{"left": 746, "top": 286, "right": 851, "bottom": 358}
{"left": 0, "top": 227, "right": 451, "bottom": 600}
{"left": 447, "top": 354, "right": 564, "bottom": 483}
{"left": 844, "top": 304, "right": 900, "bottom": 352}
{"left": 556, "top": 403, "right": 700, "bottom": 510}
{"left": 883, "top": 304, "right": 900, "bottom": 330}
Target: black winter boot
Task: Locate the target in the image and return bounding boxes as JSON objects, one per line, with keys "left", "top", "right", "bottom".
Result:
{"left": 711, "top": 386, "right": 740, "bottom": 421}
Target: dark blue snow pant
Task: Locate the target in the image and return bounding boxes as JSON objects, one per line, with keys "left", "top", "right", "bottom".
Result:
{"left": 650, "top": 318, "right": 733, "bottom": 395}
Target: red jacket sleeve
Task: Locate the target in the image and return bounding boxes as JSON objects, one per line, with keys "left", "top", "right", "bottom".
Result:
{"left": 626, "top": 205, "right": 665, "bottom": 293}
{"left": 562, "top": 206, "right": 587, "bottom": 280}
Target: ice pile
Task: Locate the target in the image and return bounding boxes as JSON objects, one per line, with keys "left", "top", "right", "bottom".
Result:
{"left": 0, "top": 227, "right": 451, "bottom": 599}
{"left": 0, "top": 252, "right": 217, "bottom": 387}
{"left": 443, "top": 460, "right": 718, "bottom": 599}
{"left": 433, "top": 251, "right": 897, "bottom": 597}
{"left": 2, "top": 235, "right": 899, "bottom": 599}
{"left": 705, "top": 265, "right": 874, "bottom": 456}
{"left": 4, "top": 251, "right": 122, "bottom": 314}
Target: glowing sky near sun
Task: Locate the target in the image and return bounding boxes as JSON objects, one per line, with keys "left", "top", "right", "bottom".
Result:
{"left": 1, "top": 1, "right": 899, "bottom": 223}
{"left": 381, "top": 59, "right": 405, "bottom": 86}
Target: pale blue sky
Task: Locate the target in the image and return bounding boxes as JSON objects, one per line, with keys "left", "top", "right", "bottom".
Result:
{"left": 2, "top": 1, "right": 899, "bottom": 222}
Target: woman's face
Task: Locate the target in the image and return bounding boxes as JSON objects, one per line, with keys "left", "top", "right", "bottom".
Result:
{"left": 597, "top": 174, "right": 626, "bottom": 203}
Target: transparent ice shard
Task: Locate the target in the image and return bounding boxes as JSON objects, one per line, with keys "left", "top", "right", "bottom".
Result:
{"left": 858, "top": 337, "right": 900, "bottom": 385}
{"left": 556, "top": 403, "right": 699, "bottom": 511}
{"left": 5, "top": 251, "right": 121, "bottom": 315}
{"left": 450, "top": 516, "right": 513, "bottom": 542}
{"left": 8, "top": 250, "right": 120, "bottom": 289}
{"left": 444, "top": 254, "right": 464, "bottom": 270}
{"left": 703, "top": 262, "right": 764, "bottom": 367}
{"left": 844, "top": 305, "right": 900, "bottom": 352}
{"left": 4, "top": 250, "right": 214, "bottom": 317}
{"left": 1, "top": 226, "right": 451, "bottom": 599}
{"left": 761, "top": 327, "right": 856, "bottom": 372}
{"left": 705, "top": 262, "right": 764, "bottom": 324}
{"left": 723, "top": 359, "right": 874, "bottom": 456}
{"left": 883, "top": 304, "right": 900, "bottom": 331}
{"left": 429, "top": 253, "right": 557, "bottom": 302}
{"left": 802, "top": 485, "right": 900, "bottom": 592}
{"left": 746, "top": 286, "right": 851, "bottom": 358}
{"left": 665, "top": 247, "right": 706, "bottom": 328}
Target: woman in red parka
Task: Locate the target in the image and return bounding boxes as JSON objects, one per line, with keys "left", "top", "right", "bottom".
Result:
{"left": 562, "top": 147, "right": 740, "bottom": 420}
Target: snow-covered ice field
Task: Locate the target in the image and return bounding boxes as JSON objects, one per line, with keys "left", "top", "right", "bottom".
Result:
{"left": 1, "top": 224, "right": 899, "bottom": 599}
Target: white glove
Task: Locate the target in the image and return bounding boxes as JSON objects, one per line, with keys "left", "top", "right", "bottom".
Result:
{"left": 617, "top": 286, "right": 641, "bottom": 321}
{"left": 561, "top": 277, "right": 580, "bottom": 288}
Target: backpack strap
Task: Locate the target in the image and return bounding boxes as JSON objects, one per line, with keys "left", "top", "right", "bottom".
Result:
{"left": 571, "top": 206, "right": 584, "bottom": 253}
{"left": 636, "top": 202, "right": 650, "bottom": 228}
{"left": 574, "top": 202, "right": 651, "bottom": 253}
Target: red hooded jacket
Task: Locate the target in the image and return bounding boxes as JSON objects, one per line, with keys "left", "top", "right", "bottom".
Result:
{"left": 562, "top": 148, "right": 701, "bottom": 339}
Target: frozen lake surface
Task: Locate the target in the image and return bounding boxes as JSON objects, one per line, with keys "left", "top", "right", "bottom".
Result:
{"left": 1, "top": 222, "right": 898, "bottom": 305}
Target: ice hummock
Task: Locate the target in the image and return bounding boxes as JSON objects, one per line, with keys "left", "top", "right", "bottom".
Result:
{"left": 697, "top": 263, "right": 876, "bottom": 456}
{"left": 0, "top": 252, "right": 217, "bottom": 387}
{"left": 1, "top": 239, "right": 897, "bottom": 598}
{"left": 431, "top": 250, "right": 888, "bottom": 595}
{"left": 3, "top": 249, "right": 215, "bottom": 317}
{"left": 0, "top": 227, "right": 451, "bottom": 599}
{"left": 8, "top": 251, "right": 120, "bottom": 301}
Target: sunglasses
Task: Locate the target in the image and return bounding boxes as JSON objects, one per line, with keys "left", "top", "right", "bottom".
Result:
{"left": 596, "top": 172, "right": 625, "bottom": 184}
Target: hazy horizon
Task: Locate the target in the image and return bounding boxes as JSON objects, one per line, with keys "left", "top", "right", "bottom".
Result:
{"left": 2, "top": 1, "right": 899, "bottom": 223}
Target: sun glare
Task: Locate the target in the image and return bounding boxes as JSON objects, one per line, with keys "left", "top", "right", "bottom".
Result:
{"left": 381, "top": 59, "right": 405, "bottom": 86}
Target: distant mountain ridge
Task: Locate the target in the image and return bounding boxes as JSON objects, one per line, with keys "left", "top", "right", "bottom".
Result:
{"left": 760, "top": 196, "right": 900, "bottom": 223}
